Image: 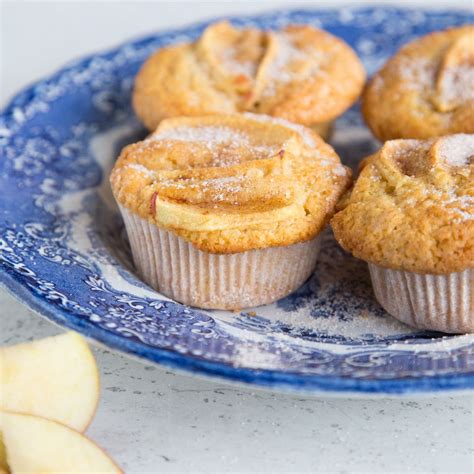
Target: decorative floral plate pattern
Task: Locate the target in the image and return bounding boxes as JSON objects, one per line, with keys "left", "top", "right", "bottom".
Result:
{"left": 1, "top": 7, "right": 473, "bottom": 395}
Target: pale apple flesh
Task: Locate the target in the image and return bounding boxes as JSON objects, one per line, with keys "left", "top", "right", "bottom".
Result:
{"left": 0, "top": 432, "right": 9, "bottom": 474}
{"left": 0, "top": 332, "right": 100, "bottom": 432}
{"left": 0, "top": 411, "right": 122, "bottom": 473}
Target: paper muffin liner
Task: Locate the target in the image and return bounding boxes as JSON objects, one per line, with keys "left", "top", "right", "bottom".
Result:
{"left": 368, "top": 263, "right": 473, "bottom": 334}
{"left": 120, "top": 206, "right": 321, "bottom": 309}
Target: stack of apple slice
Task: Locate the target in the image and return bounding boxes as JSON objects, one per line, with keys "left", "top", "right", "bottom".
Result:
{"left": 0, "top": 332, "right": 122, "bottom": 473}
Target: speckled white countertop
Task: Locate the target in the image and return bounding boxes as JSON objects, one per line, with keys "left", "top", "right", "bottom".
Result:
{"left": 2, "top": 290, "right": 474, "bottom": 473}
{"left": 1, "top": 1, "right": 473, "bottom": 473}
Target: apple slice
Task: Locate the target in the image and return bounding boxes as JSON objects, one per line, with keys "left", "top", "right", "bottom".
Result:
{"left": 0, "top": 411, "right": 121, "bottom": 473}
{"left": 0, "top": 432, "right": 8, "bottom": 474}
{"left": 0, "top": 332, "right": 99, "bottom": 432}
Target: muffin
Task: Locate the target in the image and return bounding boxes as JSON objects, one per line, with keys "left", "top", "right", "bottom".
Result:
{"left": 331, "top": 134, "right": 473, "bottom": 333}
{"left": 110, "top": 113, "right": 351, "bottom": 309}
{"left": 362, "top": 25, "right": 474, "bottom": 141}
{"left": 132, "top": 21, "right": 366, "bottom": 140}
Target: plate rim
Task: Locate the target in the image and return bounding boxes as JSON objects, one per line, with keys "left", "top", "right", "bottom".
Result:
{"left": 2, "top": 270, "right": 473, "bottom": 396}
{"left": 1, "top": 5, "right": 473, "bottom": 396}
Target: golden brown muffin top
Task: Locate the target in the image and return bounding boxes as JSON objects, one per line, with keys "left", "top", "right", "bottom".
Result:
{"left": 331, "top": 134, "right": 474, "bottom": 274}
{"left": 111, "top": 114, "right": 351, "bottom": 254}
{"left": 362, "top": 25, "right": 474, "bottom": 141}
{"left": 132, "top": 21, "right": 365, "bottom": 131}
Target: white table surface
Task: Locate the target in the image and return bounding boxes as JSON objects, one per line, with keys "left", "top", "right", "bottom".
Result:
{"left": 1, "top": 1, "right": 473, "bottom": 473}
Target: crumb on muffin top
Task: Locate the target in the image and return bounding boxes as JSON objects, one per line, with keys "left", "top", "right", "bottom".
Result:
{"left": 362, "top": 25, "right": 474, "bottom": 141}
{"left": 110, "top": 113, "right": 351, "bottom": 254}
{"left": 331, "top": 134, "right": 474, "bottom": 274}
{"left": 132, "top": 21, "right": 365, "bottom": 131}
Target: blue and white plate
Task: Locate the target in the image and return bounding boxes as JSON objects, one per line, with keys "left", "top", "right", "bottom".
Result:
{"left": 1, "top": 7, "right": 473, "bottom": 396}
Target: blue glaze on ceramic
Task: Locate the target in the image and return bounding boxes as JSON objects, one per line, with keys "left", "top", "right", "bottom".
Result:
{"left": 1, "top": 7, "right": 473, "bottom": 395}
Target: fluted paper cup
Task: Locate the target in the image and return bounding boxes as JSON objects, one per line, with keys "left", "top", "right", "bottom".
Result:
{"left": 369, "top": 263, "right": 473, "bottom": 334}
{"left": 120, "top": 206, "right": 321, "bottom": 310}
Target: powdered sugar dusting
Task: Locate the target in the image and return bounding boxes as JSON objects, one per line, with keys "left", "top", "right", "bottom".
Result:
{"left": 412, "top": 187, "right": 474, "bottom": 222}
{"left": 442, "top": 192, "right": 474, "bottom": 222}
{"left": 266, "top": 32, "right": 308, "bottom": 83}
{"left": 260, "top": 32, "right": 319, "bottom": 100}
{"left": 125, "top": 163, "right": 156, "bottom": 178}
{"left": 437, "top": 134, "right": 474, "bottom": 167}
{"left": 152, "top": 125, "right": 249, "bottom": 146}
{"left": 398, "top": 57, "right": 435, "bottom": 90}
{"left": 396, "top": 55, "right": 473, "bottom": 114}
{"left": 159, "top": 175, "right": 247, "bottom": 204}
{"left": 150, "top": 125, "right": 278, "bottom": 166}
{"left": 261, "top": 300, "right": 412, "bottom": 340}
{"left": 220, "top": 48, "right": 257, "bottom": 77}
{"left": 438, "top": 64, "right": 474, "bottom": 105}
